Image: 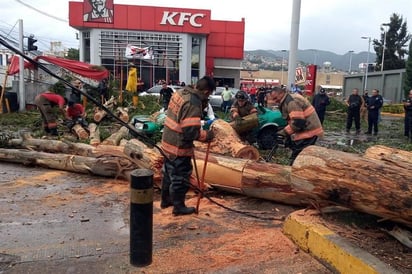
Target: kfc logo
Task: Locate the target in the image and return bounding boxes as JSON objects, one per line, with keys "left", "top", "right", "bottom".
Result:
{"left": 160, "top": 11, "right": 205, "bottom": 27}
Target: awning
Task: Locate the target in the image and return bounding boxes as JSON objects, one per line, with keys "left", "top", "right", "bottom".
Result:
{"left": 7, "top": 55, "right": 109, "bottom": 81}
{"left": 320, "top": 85, "right": 343, "bottom": 89}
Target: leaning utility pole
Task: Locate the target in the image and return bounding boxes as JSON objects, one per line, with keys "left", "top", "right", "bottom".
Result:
{"left": 18, "top": 19, "right": 25, "bottom": 111}
{"left": 287, "top": 0, "right": 301, "bottom": 90}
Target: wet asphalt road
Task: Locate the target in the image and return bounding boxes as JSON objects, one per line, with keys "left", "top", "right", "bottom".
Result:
{"left": 0, "top": 162, "right": 330, "bottom": 274}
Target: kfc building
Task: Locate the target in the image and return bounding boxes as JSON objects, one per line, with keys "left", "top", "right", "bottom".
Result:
{"left": 68, "top": 0, "right": 245, "bottom": 88}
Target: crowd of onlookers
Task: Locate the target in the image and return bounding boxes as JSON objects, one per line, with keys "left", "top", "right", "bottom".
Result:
{"left": 236, "top": 84, "right": 412, "bottom": 140}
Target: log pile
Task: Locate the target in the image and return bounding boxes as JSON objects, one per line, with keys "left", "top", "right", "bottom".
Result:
{"left": 1, "top": 127, "right": 411, "bottom": 228}
{"left": 93, "top": 96, "right": 129, "bottom": 123}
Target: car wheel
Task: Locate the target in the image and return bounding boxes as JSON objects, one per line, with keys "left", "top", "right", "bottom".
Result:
{"left": 257, "top": 126, "right": 278, "bottom": 150}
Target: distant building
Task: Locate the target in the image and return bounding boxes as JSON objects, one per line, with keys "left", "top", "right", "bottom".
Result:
{"left": 68, "top": 0, "right": 245, "bottom": 88}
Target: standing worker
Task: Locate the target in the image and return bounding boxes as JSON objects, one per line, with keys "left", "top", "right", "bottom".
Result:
{"left": 403, "top": 89, "right": 412, "bottom": 140}
{"left": 311, "top": 87, "right": 331, "bottom": 125}
{"left": 345, "top": 88, "right": 364, "bottom": 134}
{"left": 160, "top": 76, "right": 215, "bottom": 216}
{"left": 34, "top": 91, "right": 67, "bottom": 136}
{"left": 221, "top": 85, "right": 232, "bottom": 112}
{"left": 158, "top": 82, "right": 174, "bottom": 111}
{"left": 125, "top": 63, "right": 138, "bottom": 106}
{"left": 271, "top": 87, "right": 323, "bottom": 165}
{"left": 365, "top": 89, "right": 383, "bottom": 135}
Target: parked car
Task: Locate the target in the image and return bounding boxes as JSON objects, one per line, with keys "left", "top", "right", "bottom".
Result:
{"left": 139, "top": 85, "right": 181, "bottom": 96}
{"left": 209, "top": 87, "right": 240, "bottom": 110}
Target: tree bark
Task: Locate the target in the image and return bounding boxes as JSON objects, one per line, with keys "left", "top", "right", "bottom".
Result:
{"left": 101, "top": 126, "right": 129, "bottom": 146}
{"left": 292, "top": 145, "right": 412, "bottom": 227}
{"left": 194, "top": 119, "right": 260, "bottom": 160}
{"left": 363, "top": 145, "right": 412, "bottom": 171}
{"left": 0, "top": 148, "right": 134, "bottom": 179}
{"left": 123, "top": 139, "right": 163, "bottom": 183}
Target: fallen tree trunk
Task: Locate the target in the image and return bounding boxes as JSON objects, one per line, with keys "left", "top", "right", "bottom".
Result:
{"left": 1, "top": 137, "right": 411, "bottom": 227}
{"left": 292, "top": 145, "right": 412, "bottom": 227}
{"left": 0, "top": 148, "right": 135, "bottom": 179}
{"left": 363, "top": 145, "right": 412, "bottom": 171}
{"left": 194, "top": 119, "right": 260, "bottom": 160}
{"left": 8, "top": 132, "right": 94, "bottom": 156}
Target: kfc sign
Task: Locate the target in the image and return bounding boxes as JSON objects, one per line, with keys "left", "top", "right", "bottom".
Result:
{"left": 160, "top": 11, "right": 205, "bottom": 27}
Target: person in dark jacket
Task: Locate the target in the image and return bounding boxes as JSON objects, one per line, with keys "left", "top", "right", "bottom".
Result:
{"left": 160, "top": 76, "right": 215, "bottom": 216}
{"left": 345, "top": 88, "right": 364, "bottom": 134}
{"left": 312, "top": 88, "right": 331, "bottom": 124}
{"left": 158, "top": 82, "right": 174, "bottom": 110}
{"left": 365, "top": 89, "right": 383, "bottom": 135}
{"left": 403, "top": 89, "right": 412, "bottom": 139}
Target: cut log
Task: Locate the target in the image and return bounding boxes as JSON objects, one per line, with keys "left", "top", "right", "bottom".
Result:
{"left": 101, "top": 126, "right": 129, "bottom": 146}
{"left": 72, "top": 124, "right": 89, "bottom": 140}
{"left": 94, "top": 96, "right": 116, "bottom": 123}
{"left": 88, "top": 123, "right": 100, "bottom": 146}
{"left": 194, "top": 119, "right": 260, "bottom": 160}
{"left": 292, "top": 145, "right": 412, "bottom": 227}
{"left": 192, "top": 150, "right": 310, "bottom": 205}
{"left": 363, "top": 145, "right": 412, "bottom": 171}
{"left": 116, "top": 107, "right": 129, "bottom": 123}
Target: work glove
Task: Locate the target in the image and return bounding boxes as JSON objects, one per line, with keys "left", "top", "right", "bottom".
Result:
{"left": 234, "top": 116, "right": 243, "bottom": 127}
{"left": 276, "top": 129, "right": 287, "bottom": 138}
{"left": 205, "top": 130, "right": 215, "bottom": 142}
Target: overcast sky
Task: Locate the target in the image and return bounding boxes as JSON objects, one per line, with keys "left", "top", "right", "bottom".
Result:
{"left": 1, "top": 0, "right": 411, "bottom": 55}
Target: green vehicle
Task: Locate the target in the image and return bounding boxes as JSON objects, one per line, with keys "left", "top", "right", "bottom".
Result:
{"left": 132, "top": 105, "right": 286, "bottom": 150}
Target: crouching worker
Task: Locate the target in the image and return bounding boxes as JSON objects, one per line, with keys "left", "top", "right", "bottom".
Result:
{"left": 271, "top": 87, "right": 323, "bottom": 165}
{"left": 34, "top": 91, "right": 67, "bottom": 136}
{"left": 65, "top": 100, "right": 89, "bottom": 139}
{"left": 160, "top": 76, "right": 215, "bottom": 216}
{"left": 230, "top": 91, "right": 258, "bottom": 141}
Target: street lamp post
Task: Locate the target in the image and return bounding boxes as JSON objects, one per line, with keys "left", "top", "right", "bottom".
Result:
{"left": 281, "top": 49, "right": 287, "bottom": 85}
{"left": 381, "top": 23, "right": 390, "bottom": 72}
{"left": 348, "top": 50, "right": 354, "bottom": 74}
{"left": 361, "top": 36, "right": 371, "bottom": 91}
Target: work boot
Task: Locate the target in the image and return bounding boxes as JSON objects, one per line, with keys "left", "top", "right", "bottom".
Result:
{"left": 172, "top": 203, "right": 196, "bottom": 216}
{"left": 160, "top": 192, "right": 172, "bottom": 209}
{"left": 49, "top": 128, "right": 59, "bottom": 136}
{"left": 172, "top": 193, "right": 195, "bottom": 216}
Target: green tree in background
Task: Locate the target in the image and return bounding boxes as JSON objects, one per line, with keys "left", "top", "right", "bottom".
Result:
{"left": 66, "top": 48, "right": 79, "bottom": 60}
{"left": 373, "top": 13, "right": 411, "bottom": 71}
{"left": 403, "top": 39, "right": 412, "bottom": 97}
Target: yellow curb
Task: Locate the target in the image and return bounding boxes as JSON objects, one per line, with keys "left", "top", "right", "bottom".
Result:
{"left": 283, "top": 209, "right": 400, "bottom": 274}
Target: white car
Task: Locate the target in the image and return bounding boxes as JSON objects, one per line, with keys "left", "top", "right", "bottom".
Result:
{"left": 209, "top": 87, "right": 240, "bottom": 110}
{"left": 139, "top": 85, "right": 182, "bottom": 96}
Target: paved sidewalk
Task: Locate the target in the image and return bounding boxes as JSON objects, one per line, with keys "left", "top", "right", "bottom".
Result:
{"left": 283, "top": 209, "right": 400, "bottom": 274}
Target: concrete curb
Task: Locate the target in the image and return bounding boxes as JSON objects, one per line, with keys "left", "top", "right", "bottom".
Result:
{"left": 283, "top": 209, "right": 400, "bottom": 274}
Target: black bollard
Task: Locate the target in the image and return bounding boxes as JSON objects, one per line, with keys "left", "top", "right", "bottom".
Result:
{"left": 130, "top": 169, "right": 153, "bottom": 267}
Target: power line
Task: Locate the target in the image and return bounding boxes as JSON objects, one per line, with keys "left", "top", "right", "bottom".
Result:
{"left": 14, "top": 0, "right": 68, "bottom": 23}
